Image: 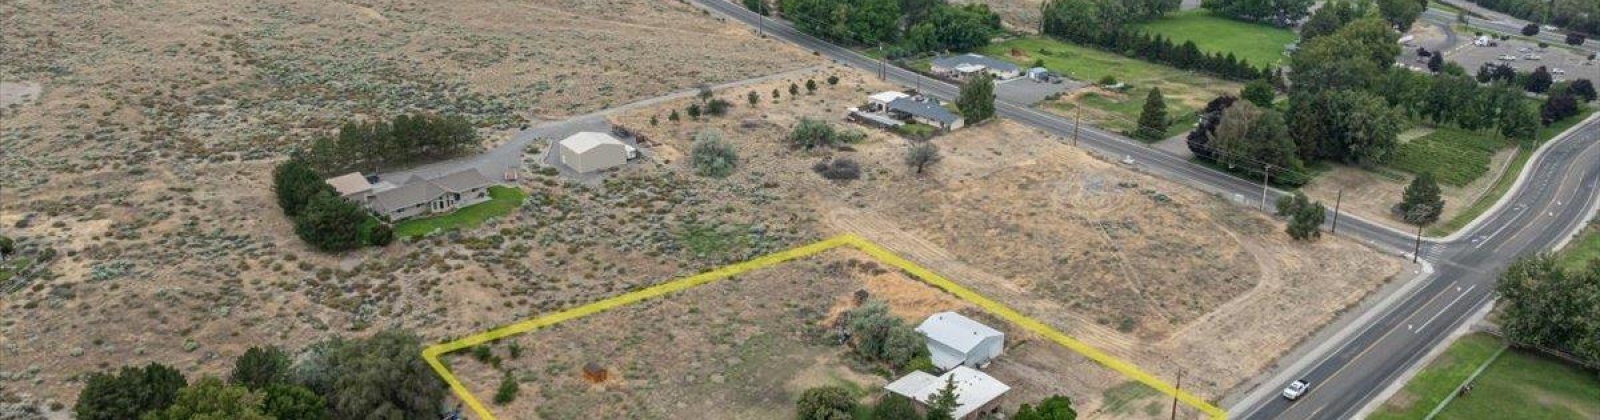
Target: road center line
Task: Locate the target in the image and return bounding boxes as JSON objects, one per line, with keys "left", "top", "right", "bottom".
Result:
{"left": 1416, "top": 284, "right": 1477, "bottom": 333}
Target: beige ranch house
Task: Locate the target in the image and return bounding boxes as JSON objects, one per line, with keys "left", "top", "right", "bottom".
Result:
{"left": 326, "top": 168, "right": 497, "bottom": 221}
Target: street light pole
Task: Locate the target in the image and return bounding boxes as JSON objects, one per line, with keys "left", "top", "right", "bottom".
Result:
{"left": 1073, "top": 109, "right": 1082, "bottom": 147}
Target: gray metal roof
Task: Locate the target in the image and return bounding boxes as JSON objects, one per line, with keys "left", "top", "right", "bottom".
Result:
{"left": 930, "top": 53, "right": 1020, "bottom": 74}
{"left": 369, "top": 168, "right": 495, "bottom": 212}
{"left": 372, "top": 181, "right": 445, "bottom": 213}
{"left": 431, "top": 168, "right": 495, "bottom": 193}
{"left": 887, "top": 97, "right": 961, "bottom": 125}
{"left": 916, "top": 311, "right": 1003, "bottom": 353}
{"left": 884, "top": 367, "right": 1011, "bottom": 419}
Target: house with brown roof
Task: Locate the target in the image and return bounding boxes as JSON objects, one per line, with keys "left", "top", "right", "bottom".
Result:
{"left": 325, "top": 168, "right": 498, "bottom": 221}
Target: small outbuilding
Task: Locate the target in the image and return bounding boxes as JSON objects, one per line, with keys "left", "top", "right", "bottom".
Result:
{"left": 916, "top": 311, "right": 1004, "bottom": 370}
{"left": 559, "top": 132, "right": 630, "bottom": 173}
{"left": 884, "top": 366, "right": 1011, "bottom": 420}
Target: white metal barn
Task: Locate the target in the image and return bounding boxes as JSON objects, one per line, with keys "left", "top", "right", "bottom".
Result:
{"left": 916, "top": 311, "right": 1004, "bottom": 370}
{"left": 559, "top": 132, "right": 629, "bottom": 173}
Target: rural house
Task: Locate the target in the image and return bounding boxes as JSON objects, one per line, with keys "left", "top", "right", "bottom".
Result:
{"left": 887, "top": 97, "right": 964, "bottom": 131}
{"left": 916, "top": 311, "right": 1004, "bottom": 370}
{"left": 884, "top": 366, "right": 1011, "bottom": 419}
{"left": 930, "top": 54, "right": 1021, "bottom": 81}
{"left": 559, "top": 131, "right": 633, "bottom": 173}
{"left": 325, "top": 168, "right": 497, "bottom": 221}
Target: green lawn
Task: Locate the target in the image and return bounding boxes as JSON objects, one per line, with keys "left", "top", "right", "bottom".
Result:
{"left": 1559, "top": 224, "right": 1600, "bottom": 274}
{"left": 1132, "top": 10, "right": 1298, "bottom": 69}
{"left": 1390, "top": 127, "right": 1511, "bottom": 187}
{"left": 394, "top": 186, "right": 527, "bottom": 238}
{"left": 979, "top": 37, "right": 1232, "bottom": 140}
{"left": 1374, "top": 333, "right": 1600, "bottom": 420}
{"left": 1370, "top": 334, "right": 1505, "bottom": 420}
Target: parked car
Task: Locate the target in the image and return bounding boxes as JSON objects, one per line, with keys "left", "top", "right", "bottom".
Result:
{"left": 1552, "top": 68, "right": 1566, "bottom": 75}
{"left": 1498, "top": 55, "right": 1518, "bottom": 61}
{"left": 624, "top": 145, "right": 640, "bottom": 160}
{"left": 1282, "top": 380, "right": 1311, "bottom": 401}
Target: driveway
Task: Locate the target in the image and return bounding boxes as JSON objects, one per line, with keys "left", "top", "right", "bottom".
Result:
{"left": 994, "top": 76, "right": 1079, "bottom": 106}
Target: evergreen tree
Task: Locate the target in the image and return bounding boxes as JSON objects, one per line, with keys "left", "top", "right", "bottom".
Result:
{"left": 1427, "top": 53, "right": 1444, "bottom": 73}
{"left": 1397, "top": 172, "right": 1444, "bottom": 225}
{"left": 806, "top": 79, "right": 818, "bottom": 94}
{"left": 957, "top": 74, "right": 996, "bottom": 124}
{"left": 229, "top": 346, "right": 291, "bottom": 391}
{"left": 1569, "top": 79, "right": 1597, "bottom": 102}
{"left": 926, "top": 377, "right": 961, "bottom": 420}
{"left": 748, "top": 91, "right": 760, "bottom": 106}
{"left": 1287, "top": 198, "right": 1327, "bottom": 241}
{"left": 1135, "top": 87, "right": 1169, "bottom": 140}
{"left": 789, "top": 83, "right": 800, "bottom": 97}
{"left": 292, "top": 192, "right": 366, "bottom": 253}
{"left": 273, "top": 159, "right": 332, "bottom": 218}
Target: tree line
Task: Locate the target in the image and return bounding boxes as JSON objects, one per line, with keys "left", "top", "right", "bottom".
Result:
{"left": 74, "top": 330, "right": 445, "bottom": 420}
{"left": 1188, "top": 3, "right": 1590, "bottom": 189}
{"left": 301, "top": 114, "right": 479, "bottom": 176}
{"left": 777, "top": 0, "right": 1003, "bottom": 58}
{"left": 1040, "top": 0, "right": 1266, "bottom": 81}
{"left": 1496, "top": 255, "right": 1600, "bottom": 367}
{"left": 1466, "top": 0, "right": 1599, "bottom": 36}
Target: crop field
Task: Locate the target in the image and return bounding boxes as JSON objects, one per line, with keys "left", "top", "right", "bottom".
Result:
{"left": 1132, "top": 10, "right": 1298, "bottom": 69}
{"left": 1390, "top": 127, "right": 1511, "bottom": 187}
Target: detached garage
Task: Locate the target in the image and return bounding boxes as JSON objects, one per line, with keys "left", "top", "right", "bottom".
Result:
{"left": 559, "top": 132, "right": 630, "bottom": 173}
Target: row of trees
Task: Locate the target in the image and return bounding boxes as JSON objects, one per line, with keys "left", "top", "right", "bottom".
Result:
{"left": 1202, "top": 0, "right": 1315, "bottom": 27}
{"left": 1496, "top": 255, "right": 1600, "bottom": 365}
{"left": 1041, "top": 3, "right": 1266, "bottom": 81}
{"left": 300, "top": 114, "right": 478, "bottom": 176}
{"left": 272, "top": 160, "right": 389, "bottom": 252}
{"left": 1467, "top": 0, "right": 1600, "bottom": 37}
{"left": 779, "top": 0, "right": 1003, "bottom": 56}
{"left": 76, "top": 330, "right": 445, "bottom": 420}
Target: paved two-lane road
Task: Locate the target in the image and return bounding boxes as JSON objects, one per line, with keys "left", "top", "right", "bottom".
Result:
{"left": 693, "top": 2, "right": 1600, "bottom": 419}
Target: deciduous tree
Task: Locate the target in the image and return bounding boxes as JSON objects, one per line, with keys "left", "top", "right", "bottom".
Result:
{"left": 796, "top": 386, "right": 856, "bottom": 420}
{"left": 904, "top": 142, "right": 942, "bottom": 174}
{"left": 1241, "top": 79, "right": 1275, "bottom": 108}
{"left": 75, "top": 363, "right": 187, "bottom": 420}
{"left": 1014, "top": 395, "right": 1078, "bottom": 420}
{"left": 229, "top": 346, "right": 291, "bottom": 391}
{"left": 957, "top": 74, "right": 996, "bottom": 124}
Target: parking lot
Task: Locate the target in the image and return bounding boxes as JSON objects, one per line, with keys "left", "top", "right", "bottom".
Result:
{"left": 1448, "top": 37, "right": 1595, "bottom": 82}
{"left": 994, "top": 76, "right": 1080, "bottom": 106}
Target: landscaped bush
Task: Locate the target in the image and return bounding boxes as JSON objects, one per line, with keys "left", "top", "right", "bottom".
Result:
{"left": 796, "top": 386, "right": 857, "bottom": 420}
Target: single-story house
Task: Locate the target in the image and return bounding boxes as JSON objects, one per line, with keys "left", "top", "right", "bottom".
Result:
{"left": 559, "top": 132, "right": 631, "bottom": 173}
{"left": 326, "top": 168, "right": 497, "bottom": 221}
{"left": 887, "top": 97, "right": 964, "bottom": 131}
{"left": 916, "top": 311, "right": 1004, "bottom": 370}
{"left": 931, "top": 54, "right": 1021, "bottom": 80}
{"left": 884, "top": 366, "right": 1011, "bottom": 420}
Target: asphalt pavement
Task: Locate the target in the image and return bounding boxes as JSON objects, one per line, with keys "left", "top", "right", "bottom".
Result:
{"left": 692, "top": 1, "right": 1600, "bottom": 418}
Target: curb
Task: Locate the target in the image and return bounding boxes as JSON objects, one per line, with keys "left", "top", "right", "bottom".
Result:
{"left": 1439, "top": 110, "right": 1600, "bottom": 242}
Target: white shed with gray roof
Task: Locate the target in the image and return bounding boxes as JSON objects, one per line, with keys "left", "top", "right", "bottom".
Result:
{"left": 916, "top": 311, "right": 1004, "bottom": 370}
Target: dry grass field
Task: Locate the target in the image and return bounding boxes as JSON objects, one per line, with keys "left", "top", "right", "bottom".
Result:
{"left": 448, "top": 249, "right": 1161, "bottom": 419}
{"left": 0, "top": 0, "right": 814, "bottom": 414}
{"left": 613, "top": 66, "right": 1403, "bottom": 406}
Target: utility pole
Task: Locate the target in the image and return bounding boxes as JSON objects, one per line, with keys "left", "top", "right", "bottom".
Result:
{"left": 1073, "top": 109, "right": 1082, "bottom": 146}
{"left": 1413, "top": 222, "right": 1425, "bottom": 263}
{"left": 1170, "top": 369, "right": 1183, "bottom": 420}
{"left": 757, "top": 11, "right": 764, "bottom": 38}
{"left": 1260, "top": 164, "right": 1273, "bottom": 212}
{"left": 1331, "top": 189, "right": 1343, "bottom": 234}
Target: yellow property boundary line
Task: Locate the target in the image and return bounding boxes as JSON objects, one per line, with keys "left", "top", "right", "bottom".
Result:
{"left": 422, "top": 234, "right": 1227, "bottom": 419}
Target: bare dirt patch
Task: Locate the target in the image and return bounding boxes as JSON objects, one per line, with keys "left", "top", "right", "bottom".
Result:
{"left": 1301, "top": 147, "right": 1516, "bottom": 233}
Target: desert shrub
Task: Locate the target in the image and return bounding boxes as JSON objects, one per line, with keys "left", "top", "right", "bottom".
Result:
{"left": 844, "top": 299, "right": 927, "bottom": 370}
{"left": 827, "top": 75, "right": 840, "bottom": 85}
{"left": 74, "top": 363, "right": 187, "bottom": 420}
{"left": 493, "top": 371, "right": 518, "bottom": 405}
{"left": 707, "top": 98, "right": 733, "bottom": 116}
{"left": 690, "top": 130, "right": 738, "bottom": 178}
{"left": 789, "top": 118, "right": 841, "bottom": 149}
{"left": 814, "top": 158, "right": 862, "bottom": 181}
{"left": 229, "top": 346, "right": 291, "bottom": 390}
{"left": 796, "top": 386, "right": 856, "bottom": 420}
{"left": 0, "top": 235, "right": 14, "bottom": 256}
